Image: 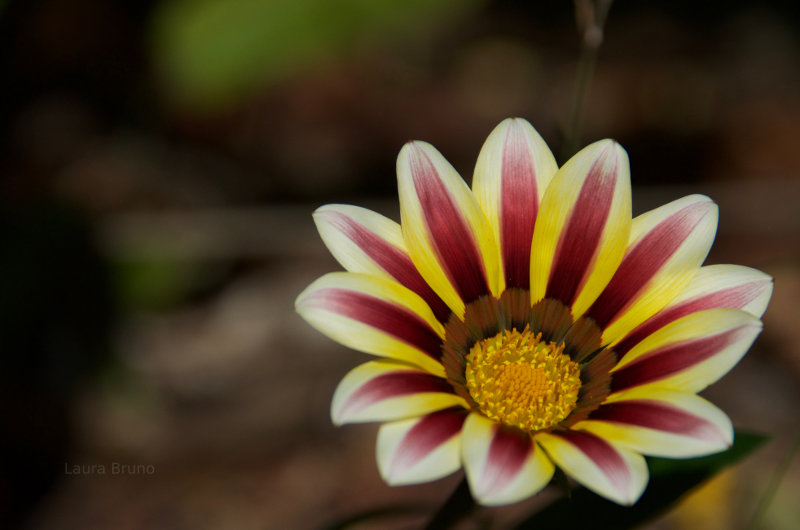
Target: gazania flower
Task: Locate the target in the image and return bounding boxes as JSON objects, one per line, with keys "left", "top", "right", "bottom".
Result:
{"left": 296, "top": 118, "right": 772, "bottom": 506}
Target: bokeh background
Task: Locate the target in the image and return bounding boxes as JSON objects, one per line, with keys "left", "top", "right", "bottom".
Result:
{"left": 1, "top": 0, "right": 799, "bottom": 528}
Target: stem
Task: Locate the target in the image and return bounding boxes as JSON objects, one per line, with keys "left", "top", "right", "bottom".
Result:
{"left": 562, "top": 0, "right": 614, "bottom": 161}
{"left": 424, "top": 477, "right": 475, "bottom": 530}
{"left": 563, "top": 46, "right": 598, "bottom": 160}
{"left": 744, "top": 425, "right": 800, "bottom": 530}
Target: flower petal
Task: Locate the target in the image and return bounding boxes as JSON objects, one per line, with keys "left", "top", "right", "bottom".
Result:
{"left": 536, "top": 430, "right": 648, "bottom": 505}
{"left": 314, "top": 204, "right": 451, "bottom": 321}
{"left": 376, "top": 408, "right": 467, "bottom": 485}
{"left": 472, "top": 118, "right": 558, "bottom": 289}
{"left": 587, "top": 195, "right": 719, "bottom": 345}
{"left": 295, "top": 272, "right": 445, "bottom": 375}
{"left": 611, "top": 308, "right": 762, "bottom": 393}
{"left": 575, "top": 386, "right": 733, "bottom": 458}
{"left": 462, "top": 413, "right": 554, "bottom": 506}
{"left": 331, "top": 360, "right": 466, "bottom": 425}
{"left": 530, "top": 140, "right": 632, "bottom": 318}
{"left": 398, "top": 141, "right": 503, "bottom": 318}
{"left": 614, "top": 264, "right": 773, "bottom": 359}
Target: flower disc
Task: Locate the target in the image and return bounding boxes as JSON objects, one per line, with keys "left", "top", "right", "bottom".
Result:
{"left": 466, "top": 326, "right": 581, "bottom": 432}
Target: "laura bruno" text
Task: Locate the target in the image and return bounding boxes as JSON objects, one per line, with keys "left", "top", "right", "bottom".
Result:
{"left": 64, "top": 463, "right": 155, "bottom": 475}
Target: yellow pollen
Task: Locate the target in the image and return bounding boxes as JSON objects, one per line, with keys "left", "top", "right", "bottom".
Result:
{"left": 465, "top": 325, "right": 581, "bottom": 432}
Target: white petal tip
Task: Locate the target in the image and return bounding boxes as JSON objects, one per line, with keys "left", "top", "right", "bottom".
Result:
{"left": 329, "top": 399, "right": 346, "bottom": 426}
{"left": 607, "top": 478, "right": 648, "bottom": 506}
{"left": 399, "top": 140, "right": 427, "bottom": 157}
{"left": 294, "top": 293, "right": 308, "bottom": 313}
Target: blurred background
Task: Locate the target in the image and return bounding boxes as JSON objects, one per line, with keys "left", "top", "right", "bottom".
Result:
{"left": 1, "top": 0, "right": 799, "bottom": 528}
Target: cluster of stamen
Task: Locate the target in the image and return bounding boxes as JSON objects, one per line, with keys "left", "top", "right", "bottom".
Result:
{"left": 465, "top": 325, "right": 581, "bottom": 432}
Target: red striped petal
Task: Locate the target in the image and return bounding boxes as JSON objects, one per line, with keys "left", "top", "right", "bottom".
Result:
{"left": 588, "top": 198, "right": 713, "bottom": 330}
{"left": 611, "top": 324, "right": 755, "bottom": 392}
{"left": 590, "top": 400, "right": 726, "bottom": 442}
{"left": 537, "top": 429, "right": 648, "bottom": 505}
{"left": 546, "top": 153, "right": 619, "bottom": 305}
{"left": 615, "top": 275, "right": 771, "bottom": 359}
{"left": 387, "top": 408, "right": 467, "bottom": 474}
{"left": 332, "top": 360, "right": 466, "bottom": 425}
{"left": 529, "top": 140, "right": 631, "bottom": 319}
{"left": 499, "top": 125, "right": 539, "bottom": 288}
{"left": 337, "top": 371, "right": 455, "bottom": 420}
{"left": 407, "top": 144, "right": 492, "bottom": 304}
{"left": 462, "top": 413, "right": 554, "bottom": 505}
{"left": 558, "top": 430, "right": 632, "bottom": 495}
{"left": 306, "top": 287, "right": 443, "bottom": 361}
{"left": 480, "top": 426, "right": 534, "bottom": 496}
{"left": 315, "top": 206, "right": 451, "bottom": 321}
{"left": 574, "top": 387, "right": 733, "bottom": 457}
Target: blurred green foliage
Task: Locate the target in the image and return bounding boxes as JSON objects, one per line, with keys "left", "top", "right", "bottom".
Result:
{"left": 112, "top": 259, "right": 228, "bottom": 311}
{"left": 150, "top": 0, "right": 481, "bottom": 111}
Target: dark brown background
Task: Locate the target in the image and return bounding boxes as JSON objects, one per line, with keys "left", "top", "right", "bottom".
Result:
{"left": 1, "top": 1, "right": 799, "bottom": 528}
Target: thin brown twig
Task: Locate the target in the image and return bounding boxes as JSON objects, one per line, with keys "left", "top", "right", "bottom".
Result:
{"left": 562, "top": 0, "right": 614, "bottom": 161}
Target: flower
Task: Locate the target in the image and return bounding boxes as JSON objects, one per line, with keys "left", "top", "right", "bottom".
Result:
{"left": 295, "top": 118, "right": 772, "bottom": 506}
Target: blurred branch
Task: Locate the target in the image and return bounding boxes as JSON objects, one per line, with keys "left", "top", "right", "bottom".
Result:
{"left": 563, "top": 0, "right": 614, "bottom": 161}
{"left": 745, "top": 424, "right": 800, "bottom": 530}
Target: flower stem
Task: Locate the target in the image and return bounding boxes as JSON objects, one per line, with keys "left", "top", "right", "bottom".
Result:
{"left": 562, "top": 0, "right": 613, "bottom": 161}
{"left": 424, "top": 477, "right": 475, "bottom": 530}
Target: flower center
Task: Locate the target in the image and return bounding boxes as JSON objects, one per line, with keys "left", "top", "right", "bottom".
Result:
{"left": 465, "top": 325, "right": 581, "bottom": 432}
